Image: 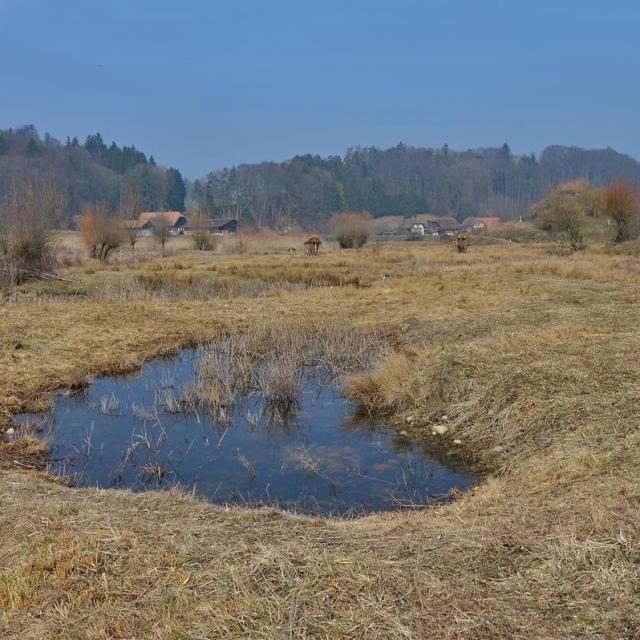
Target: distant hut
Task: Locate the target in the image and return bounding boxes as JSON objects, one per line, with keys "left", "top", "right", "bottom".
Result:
{"left": 455, "top": 233, "right": 470, "bottom": 253}
{"left": 304, "top": 235, "right": 322, "bottom": 255}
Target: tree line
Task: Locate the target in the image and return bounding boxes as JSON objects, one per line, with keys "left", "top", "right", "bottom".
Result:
{"left": 0, "top": 125, "right": 185, "bottom": 226}
{"left": 191, "top": 143, "right": 640, "bottom": 229}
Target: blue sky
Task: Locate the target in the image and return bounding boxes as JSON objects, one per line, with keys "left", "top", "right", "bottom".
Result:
{"left": 0, "top": 0, "right": 638, "bottom": 177}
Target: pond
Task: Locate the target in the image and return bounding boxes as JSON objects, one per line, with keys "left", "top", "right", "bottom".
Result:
{"left": 14, "top": 349, "right": 478, "bottom": 516}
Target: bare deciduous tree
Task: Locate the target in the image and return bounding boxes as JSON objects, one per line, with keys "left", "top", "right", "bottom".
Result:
{"left": 120, "top": 185, "right": 144, "bottom": 252}
{"left": 124, "top": 221, "right": 140, "bottom": 252}
{"left": 152, "top": 214, "right": 173, "bottom": 256}
{"left": 0, "top": 178, "right": 63, "bottom": 284}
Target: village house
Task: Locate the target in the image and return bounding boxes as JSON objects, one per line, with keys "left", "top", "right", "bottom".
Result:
{"left": 410, "top": 213, "right": 440, "bottom": 225}
{"left": 134, "top": 211, "right": 188, "bottom": 236}
{"left": 410, "top": 222, "right": 425, "bottom": 236}
{"left": 405, "top": 213, "right": 439, "bottom": 236}
{"left": 425, "top": 217, "right": 460, "bottom": 236}
{"left": 123, "top": 219, "right": 150, "bottom": 236}
{"left": 460, "top": 216, "right": 501, "bottom": 233}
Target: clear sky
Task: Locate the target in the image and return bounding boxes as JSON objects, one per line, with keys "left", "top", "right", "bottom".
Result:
{"left": 0, "top": 0, "right": 638, "bottom": 178}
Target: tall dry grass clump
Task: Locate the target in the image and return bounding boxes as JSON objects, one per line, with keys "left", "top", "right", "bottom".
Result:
{"left": 257, "top": 354, "right": 302, "bottom": 410}
{"left": 344, "top": 347, "right": 459, "bottom": 417}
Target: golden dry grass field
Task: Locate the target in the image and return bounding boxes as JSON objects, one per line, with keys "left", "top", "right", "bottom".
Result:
{"left": 0, "top": 235, "right": 639, "bottom": 638}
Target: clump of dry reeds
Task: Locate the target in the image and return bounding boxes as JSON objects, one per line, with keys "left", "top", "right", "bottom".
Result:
{"left": 256, "top": 354, "right": 302, "bottom": 411}
{"left": 170, "top": 322, "right": 387, "bottom": 421}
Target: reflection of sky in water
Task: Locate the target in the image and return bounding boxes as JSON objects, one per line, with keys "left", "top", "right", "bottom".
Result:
{"left": 16, "top": 350, "right": 478, "bottom": 516}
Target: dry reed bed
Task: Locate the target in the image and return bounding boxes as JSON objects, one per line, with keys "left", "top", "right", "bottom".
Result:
{"left": 0, "top": 241, "right": 639, "bottom": 638}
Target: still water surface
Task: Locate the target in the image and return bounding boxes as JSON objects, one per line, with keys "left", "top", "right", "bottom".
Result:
{"left": 16, "top": 350, "right": 477, "bottom": 516}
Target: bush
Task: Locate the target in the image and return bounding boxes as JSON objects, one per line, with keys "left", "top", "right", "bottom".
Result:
{"left": 191, "top": 231, "right": 216, "bottom": 251}
{"left": 329, "top": 212, "right": 373, "bottom": 249}
{"left": 189, "top": 214, "right": 217, "bottom": 251}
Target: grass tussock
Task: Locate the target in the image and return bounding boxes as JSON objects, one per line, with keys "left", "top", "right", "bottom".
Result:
{"left": 0, "top": 240, "right": 639, "bottom": 638}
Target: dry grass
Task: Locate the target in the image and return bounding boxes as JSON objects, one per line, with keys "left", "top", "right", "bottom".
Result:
{"left": 53, "top": 229, "right": 339, "bottom": 267}
{"left": 0, "top": 240, "right": 639, "bottom": 638}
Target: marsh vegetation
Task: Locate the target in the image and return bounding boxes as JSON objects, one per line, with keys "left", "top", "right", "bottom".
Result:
{"left": 1, "top": 238, "right": 639, "bottom": 638}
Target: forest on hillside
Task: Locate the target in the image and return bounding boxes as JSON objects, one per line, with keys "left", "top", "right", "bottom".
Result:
{"left": 191, "top": 143, "right": 640, "bottom": 229}
{"left": 0, "top": 125, "right": 185, "bottom": 226}
{"left": 2, "top": 125, "right": 640, "bottom": 232}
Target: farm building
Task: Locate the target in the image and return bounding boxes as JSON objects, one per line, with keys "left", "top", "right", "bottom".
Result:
{"left": 135, "top": 211, "right": 188, "bottom": 236}
{"left": 461, "top": 216, "right": 501, "bottom": 233}
{"left": 185, "top": 218, "right": 238, "bottom": 235}
{"left": 123, "top": 219, "right": 152, "bottom": 236}
{"left": 410, "top": 223, "right": 425, "bottom": 236}
{"left": 410, "top": 213, "right": 440, "bottom": 225}
{"left": 425, "top": 217, "right": 460, "bottom": 236}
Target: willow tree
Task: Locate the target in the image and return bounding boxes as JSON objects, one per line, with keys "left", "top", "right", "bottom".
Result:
{"left": 79, "top": 205, "right": 122, "bottom": 262}
{"left": 533, "top": 184, "right": 586, "bottom": 251}
{"left": 604, "top": 180, "right": 638, "bottom": 243}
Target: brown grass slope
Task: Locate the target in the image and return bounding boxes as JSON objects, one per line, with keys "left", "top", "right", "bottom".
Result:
{"left": 0, "top": 242, "right": 639, "bottom": 638}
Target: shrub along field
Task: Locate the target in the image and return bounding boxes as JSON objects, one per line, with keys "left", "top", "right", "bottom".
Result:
{"left": 0, "top": 237, "right": 639, "bottom": 638}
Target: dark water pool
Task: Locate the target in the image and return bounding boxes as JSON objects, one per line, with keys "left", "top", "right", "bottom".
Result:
{"left": 15, "top": 350, "right": 477, "bottom": 516}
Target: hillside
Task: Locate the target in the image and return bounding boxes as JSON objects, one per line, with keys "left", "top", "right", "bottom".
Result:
{"left": 3, "top": 127, "right": 640, "bottom": 233}
{"left": 192, "top": 143, "right": 640, "bottom": 229}
{"left": 0, "top": 125, "right": 185, "bottom": 225}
